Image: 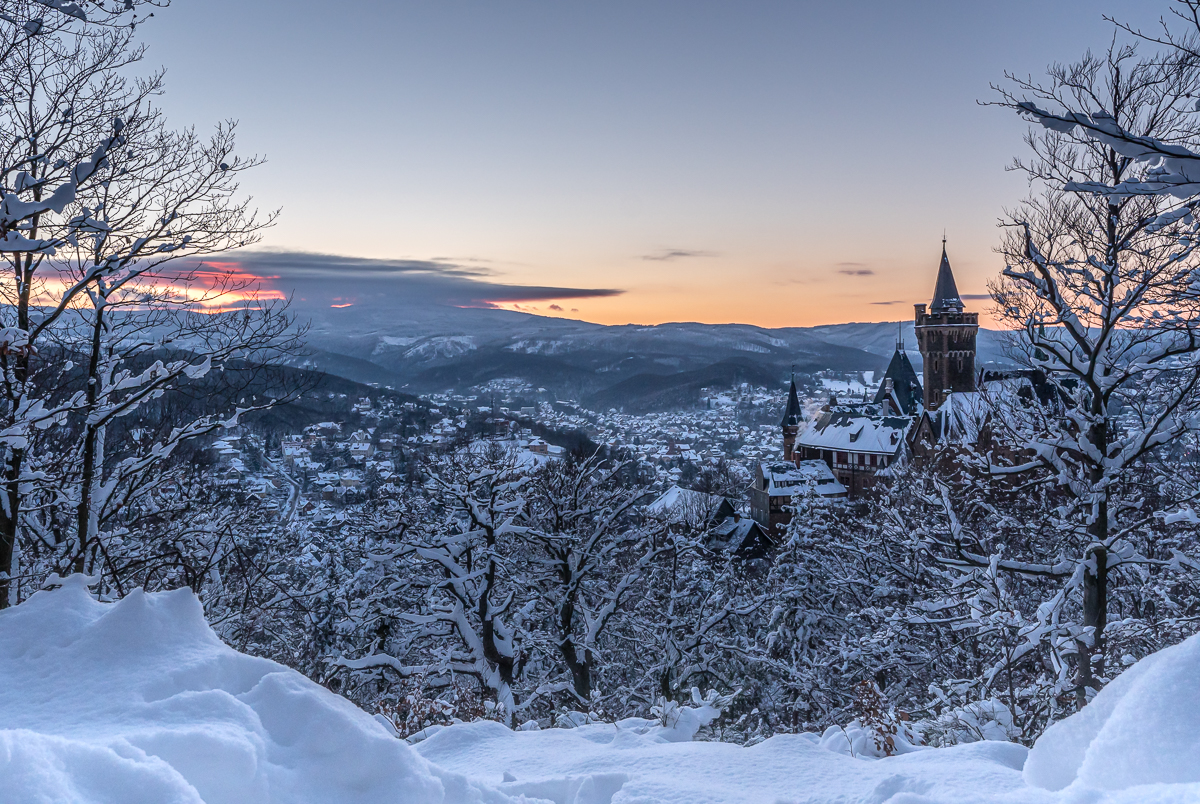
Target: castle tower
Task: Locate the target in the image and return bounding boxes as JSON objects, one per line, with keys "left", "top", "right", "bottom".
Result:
{"left": 781, "top": 375, "right": 802, "bottom": 462}
{"left": 914, "top": 241, "right": 978, "bottom": 411}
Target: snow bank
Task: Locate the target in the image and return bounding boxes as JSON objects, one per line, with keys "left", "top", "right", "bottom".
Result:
{"left": 0, "top": 577, "right": 513, "bottom": 804}
{"left": 1025, "top": 630, "right": 1200, "bottom": 794}
{"left": 416, "top": 719, "right": 1033, "bottom": 804}
{"left": 419, "top": 639, "right": 1200, "bottom": 804}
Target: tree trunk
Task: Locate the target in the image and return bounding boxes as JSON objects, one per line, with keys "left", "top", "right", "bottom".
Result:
{"left": 556, "top": 604, "right": 592, "bottom": 700}
{"left": 1076, "top": 539, "right": 1108, "bottom": 709}
{"left": 75, "top": 306, "right": 106, "bottom": 574}
{"left": 1075, "top": 373, "right": 1110, "bottom": 709}
{"left": 0, "top": 449, "right": 21, "bottom": 609}
{"left": 478, "top": 558, "right": 517, "bottom": 722}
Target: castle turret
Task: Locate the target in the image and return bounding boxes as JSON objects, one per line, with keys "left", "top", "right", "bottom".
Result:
{"left": 915, "top": 241, "right": 978, "bottom": 410}
{"left": 781, "top": 376, "right": 802, "bottom": 462}
{"left": 873, "top": 333, "right": 923, "bottom": 416}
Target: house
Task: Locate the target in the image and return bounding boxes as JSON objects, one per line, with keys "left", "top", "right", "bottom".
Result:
{"left": 909, "top": 370, "right": 1066, "bottom": 471}
{"left": 707, "top": 514, "right": 775, "bottom": 560}
{"left": 349, "top": 440, "right": 375, "bottom": 462}
{"left": 794, "top": 407, "right": 910, "bottom": 497}
{"left": 646, "top": 486, "right": 737, "bottom": 530}
{"left": 749, "top": 460, "right": 846, "bottom": 534}
{"left": 648, "top": 485, "right": 776, "bottom": 560}
{"left": 282, "top": 444, "right": 310, "bottom": 469}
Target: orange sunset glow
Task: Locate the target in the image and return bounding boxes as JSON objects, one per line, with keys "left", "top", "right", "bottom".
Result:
{"left": 4, "top": 260, "right": 288, "bottom": 314}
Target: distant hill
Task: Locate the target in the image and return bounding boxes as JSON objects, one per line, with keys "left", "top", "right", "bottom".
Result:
{"left": 293, "top": 303, "right": 1016, "bottom": 412}
{"left": 803, "top": 321, "right": 1013, "bottom": 367}
{"left": 592, "top": 357, "right": 785, "bottom": 414}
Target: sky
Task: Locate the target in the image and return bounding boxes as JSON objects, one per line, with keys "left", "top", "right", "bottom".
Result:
{"left": 140, "top": 0, "right": 1169, "bottom": 328}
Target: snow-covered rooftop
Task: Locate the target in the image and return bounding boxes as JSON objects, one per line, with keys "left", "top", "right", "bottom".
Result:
{"left": 759, "top": 460, "right": 846, "bottom": 497}
{"left": 798, "top": 410, "right": 910, "bottom": 455}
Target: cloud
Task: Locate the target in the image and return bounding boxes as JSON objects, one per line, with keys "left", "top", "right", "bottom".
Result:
{"left": 641, "top": 249, "right": 716, "bottom": 262}
{"left": 225, "top": 250, "right": 492, "bottom": 280}
{"left": 961, "top": 293, "right": 992, "bottom": 300}
{"left": 837, "top": 266, "right": 875, "bottom": 276}
{"left": 548, "top": 304, "right": 564, "bottom": 311}
{"left": 870, "top": 300, "right": 905, "bottom": 306}
{"left": 199, "top": 250, "right": 623, "bottom": 316}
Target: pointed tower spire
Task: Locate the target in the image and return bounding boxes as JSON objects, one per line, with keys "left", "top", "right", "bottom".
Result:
{"left": 781, "top": 375, "right": 802, "bottom": 427}
{"left": 781, "top": 374, "right": 803, "bottom": 463}
{"left": 930, "top": 239, "right": 963, "bottom": 313}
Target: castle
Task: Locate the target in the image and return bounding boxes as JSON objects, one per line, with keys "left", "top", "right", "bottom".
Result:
{"left": 749, "top": 241, "right": 980, "bottom": 533}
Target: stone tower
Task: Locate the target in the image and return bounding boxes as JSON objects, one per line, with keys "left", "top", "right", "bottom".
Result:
{"left": 914, "top": 241, "right": 978, "bottom": 411}
{"left": 781, "top": 375, "right": 802, "bottom": 462}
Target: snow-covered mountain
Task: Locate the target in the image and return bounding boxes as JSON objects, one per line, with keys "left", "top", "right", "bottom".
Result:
{"left": 291, "top": 303, "right": 1012, "bottom": 410}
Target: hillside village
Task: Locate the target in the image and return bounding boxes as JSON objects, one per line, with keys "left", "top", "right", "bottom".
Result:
{"left": 203, "top": 368, "right": 872, "bottom": 543}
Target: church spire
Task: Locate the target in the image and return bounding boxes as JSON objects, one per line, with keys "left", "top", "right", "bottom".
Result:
{"left": 930, "top": 239, "right": 963, "bottom": 313}
{"left": 780, "top": 375, "right": 802, "bottom": 427}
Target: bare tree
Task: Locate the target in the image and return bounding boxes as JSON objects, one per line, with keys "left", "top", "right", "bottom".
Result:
{"left": 335, "top": 447, "right": 533, "bottom": 724}
{"left": 0, "top": 1, "right": 299, "bottom": 603}
{"left": 984, "top": 37, "right": 1200, "bottom": 706}
{"left": 524, "top": 454, "right": 669, "bottom": 701}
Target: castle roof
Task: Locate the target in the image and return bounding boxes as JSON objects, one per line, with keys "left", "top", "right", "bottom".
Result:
{"left": 872, "top": 348, "right": 923, "bottom": 415}
{"left": 780, "top": 377, "right": 802, "bottom": 427}
{"left": 798, "top": 411, "right": 910, "bottom": 456}
{"left": 917, "top": 390, "right": 989, "bottom": 445}
{"left": 930, "top": 244, "right": 964, "bottom": 313}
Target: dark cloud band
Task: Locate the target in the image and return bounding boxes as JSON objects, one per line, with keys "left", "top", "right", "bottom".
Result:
{"left": 193, "top": 250, "right": 623, "bottom": 312}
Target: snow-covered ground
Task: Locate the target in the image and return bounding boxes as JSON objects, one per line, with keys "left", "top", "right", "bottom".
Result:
{"left": 0, "top": 577, "right": 506, "bottom": 804}
{"left": 2, "top": 579, "right": 1200, "bottom": 804}
{"left": 417, "top": 722, "right": 1033, "bottom": 803}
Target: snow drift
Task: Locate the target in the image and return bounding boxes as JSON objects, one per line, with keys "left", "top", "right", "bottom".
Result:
{"left": 1025, "top": 630, "right": 1200, "bottom": 793}
{"left": 0, "top": 576, "right": 510, "bottom": 804}
{"left": 416, "top": 720, "right": 1030, "bottom": 804}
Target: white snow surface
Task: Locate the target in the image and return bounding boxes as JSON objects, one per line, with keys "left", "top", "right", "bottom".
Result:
{"left": 6, "top": 579, "right": 1200, "bottom": 804}
{"left": 417, "top": 715, "right": 1200, "bottom": 803}
{"left": 0, "top": 577, "right": 512, "bottom": 804}
{"left": 1025, "top": 630, "right": 1200, "bottom": 794}
{"left": 417, "top": 721, "right": 1038, "bottom": 804}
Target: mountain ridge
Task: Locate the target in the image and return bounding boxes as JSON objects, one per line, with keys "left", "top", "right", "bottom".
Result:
{"left": 291, "top": 303, "right": 1014, "bottom": 410}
